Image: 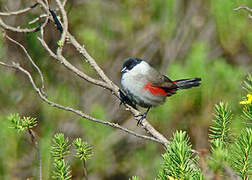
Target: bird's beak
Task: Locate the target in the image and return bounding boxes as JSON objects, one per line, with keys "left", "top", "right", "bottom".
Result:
{"left": 121, "top": 67, "right": 127, "bottom": 73}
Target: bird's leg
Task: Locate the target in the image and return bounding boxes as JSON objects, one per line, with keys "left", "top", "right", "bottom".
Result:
{"left": 135, "top": 107, "right": 151, "bottom": 126}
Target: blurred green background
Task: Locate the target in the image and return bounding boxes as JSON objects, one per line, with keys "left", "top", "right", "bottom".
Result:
{"left": 0, "top": 0, "right": 251, "bottom": 179}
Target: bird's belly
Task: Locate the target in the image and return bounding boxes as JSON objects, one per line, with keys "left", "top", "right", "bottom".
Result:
{"left": 121, "top": 76, "right": 165, "bottom": 108}
{"left": 134, "top": 90, "right": 166, "bottom": 108}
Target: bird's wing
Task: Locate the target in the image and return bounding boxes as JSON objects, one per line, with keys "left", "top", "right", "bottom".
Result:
{"left": 146, "top": 67, "right": 177, "bottom": 90}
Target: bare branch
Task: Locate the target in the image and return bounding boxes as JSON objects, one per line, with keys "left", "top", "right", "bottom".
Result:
{"left": 29, "top": 14, "right": 47, "bottom": 25}
{"left": 234, "top": 5, "right": 252, "bottom": 20}
{"left": 55, "top": 0, "right": 68, "bottom": 54}
{"left": 27, "top": 129, "right": 42, "bottom": 180}
{"left": 67, "top": 32, "right": 169, "bottom": 145}
{"left": 4, "top": 33, "right": 46, "bottom": 95}
{"left": 35, "top": 0, "right": 48, "bottom": 12}
{"left": 37, "top": 37, "right": 57, "bottom": 58}
{"left": 0, "top": 3, "right": 39, "bottom": 16}
{"left": 68, "top": 33, "right": 117, "bottom": 89}
{"left": 63, "top": 0, "right": 68, "bottom": 7}
{"left": 0, "top": 17, "right": 40, "bottom": 33}
{"left": 0, "top": 1, "right": 170, "bottom": 147}
{"left": 0, "top": 1, "right": 49, "bottom": 34}
{"left": 0, "top": 61, "right": 162, "bottom": 145}
{"left": 37, "top": 36, "right": 112, "bottom": 90}
{"left": 82, "top": 160, "right": 88, "bottom": 180}
{"left": 39, "top": 16, "right": 49, "bottom": 40}
{"left": 234, "top": 5, "right": 252, "bottom": 13}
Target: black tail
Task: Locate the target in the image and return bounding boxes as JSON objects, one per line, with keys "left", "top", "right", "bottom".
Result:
{"left": 174, "top": 78, "right": 201, "bottom": 89}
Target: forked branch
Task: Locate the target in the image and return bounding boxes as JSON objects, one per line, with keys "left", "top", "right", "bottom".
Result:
{"left": 0, "top": 0, "right": 169, "bottom": 146}
{"left": 0, "top": 61, "right": 162, "bottom": 144}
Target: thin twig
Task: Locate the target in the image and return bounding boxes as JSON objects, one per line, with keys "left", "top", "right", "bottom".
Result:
{"left": 65, "top": 33, "right": 169, "bottom": 145}
{"left": 28, "top": 129, "right": 42, "bottom": 180}
{"left": 82, "top": 160, "right": 88, "bottom": 180}
{"left": 63, "top": 0, "right": 68, "bottom": 7}
{"left": 55, "top": 0, "right": 68, "bottom": 54}
{"left": 29, "top": 14, "right": 47, "bottom": 25}
{"left": 43, "top": 0, "right": 49, "bottom": 7}
{"left": 35, "top": 0, "right": 48, "bottom": 12}
{"left": 0, "top": 61, "right": 163, "bottom": 145}
{"left": 39, "top": 16, "right": 49, "bottom": 43}
{"left": 0, "top": 1, "right": 170, "bottom": 147}
{"left": 0, "top": 3, "right": 39, "bottom": 16}
{"left": 0, "top": 17, "right": 40, "bottom": 33}
{"left": 68, "top": 33, "right": 117, "bottom": 89}
{"left": 234, "top": 5, "right": 252, "bottom": 12}
{"left": 4, "top": 33, "right": 46, "bottom": 95}
{"left": 37, "top": 36, "right": 112, "bottom": 90}
{"left": 234, "top": 5, "right": 252, "bottom": 20}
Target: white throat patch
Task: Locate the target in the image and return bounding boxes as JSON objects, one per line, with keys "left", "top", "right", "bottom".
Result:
{"left": 128, "top": 61, "right": 150, "bottom": 76}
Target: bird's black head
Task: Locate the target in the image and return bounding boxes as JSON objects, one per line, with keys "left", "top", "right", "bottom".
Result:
{"left": 121, "top": 57, "right": 142, "bottom": 73}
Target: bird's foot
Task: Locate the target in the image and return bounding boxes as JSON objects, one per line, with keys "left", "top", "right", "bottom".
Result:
{"left": 134, "top": 107, "right": 151, "bottom": 126}
{"left": 134, "top": 113, "right": 147, "bottom": 126}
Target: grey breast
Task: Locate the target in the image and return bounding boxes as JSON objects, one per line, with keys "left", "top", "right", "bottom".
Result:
{"left": 121, "top": 71, "right": 166, "bottom": 108}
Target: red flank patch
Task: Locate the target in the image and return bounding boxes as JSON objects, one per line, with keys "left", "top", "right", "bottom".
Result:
{"left": 144, "top": 82, "right": 168, "bottom": 96}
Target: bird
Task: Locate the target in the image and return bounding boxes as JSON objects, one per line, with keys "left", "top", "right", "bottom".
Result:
{"left": 120, "top": 57, "right": 201, "bottom": 125}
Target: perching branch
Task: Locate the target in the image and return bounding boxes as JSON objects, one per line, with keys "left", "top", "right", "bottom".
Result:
{"left": 0, "top": 0, "right": 169, "bottom": 147}
{"left": 0, "top": 61, "right": 162, "bottom": 145}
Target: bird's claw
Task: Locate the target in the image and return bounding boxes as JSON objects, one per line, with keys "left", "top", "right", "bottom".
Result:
{"left": 134, "top": 107, "right": 151, "bottom": 126}
{"left": 135, "top": 113, "right": 147, "bottom": 126}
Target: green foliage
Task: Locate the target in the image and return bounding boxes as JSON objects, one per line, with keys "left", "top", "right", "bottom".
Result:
{"left": 9, "top": 113, "right": 37, "bottom": 132}
{"left": 129, "top": 176, "right": 141, "bottom": 180}
{"left": 243, "top": 104, "right": 252, "bottom": 126}
{"left": 242, "top": 74, "right": 252, "bottom": 93}
{"left": 208, "top": 102, "right": 232, "bottom": 174}
{"left": 40, "top": 127, "right": 54, "bottom": 180}
{"left": 241, "top": 75, "right": 252, "bottom": 125}
{"left": 57, "top": 40, "right": 63, "bottom": 47}
{"left": 0, "top": 114, "right": 20, "bottom": 179}
{"left": 209, "top": 102, "right": 232, "bottom": 143}
{"left": 208, "top": 139, "right": 229, "bottom": 173}
{"left": 51, "top": 133, "right": 72, "bottom": 180}
{"left": 207, "top": 74, "right": 252, "bottom": 178}
{"left": 52, "top": 159, "right": 72, "bottom": 180}
{"left": 51, "top": 133, "right": 70, "bottom": 160}
{"left": 157, "top": 131, "right": 203, "bottom": 180}
{"left": 0, "top": 0, "right": 251, "bottom": 179}
{"left": 230, "top": 128, "right": 252, "bottom": 179}
{"left": 231, "top": 75, "right": 252, "bottom": 179}
{"left": 73, "top": 138, "right": 93, "bottom": 161}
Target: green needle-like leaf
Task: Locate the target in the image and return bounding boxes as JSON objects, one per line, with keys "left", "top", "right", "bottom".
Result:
{"left": 157, "top": 131, "right": 203, "bottom": 180}
{"left": 73, "top": 138, "right": 93, "bottom": 161}
{"left": 209, "top": 102, "right": 232, "bottom": 144}
{"left": 51, "top": 133, "right": 70, "bottom": 160}
{"left": 230, "top": 128, "right": 252, "bottom": 179}
{"left": 8, "top": 113, "right": 37, "bottom": 132}
{"left": 52, "top": 159, "right": 72, "bottom": 180}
